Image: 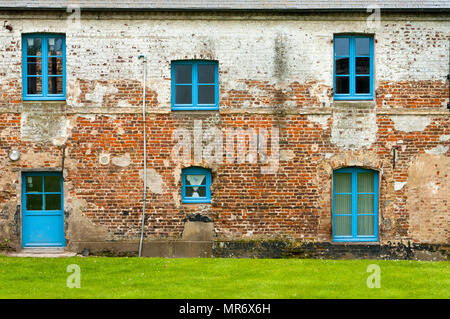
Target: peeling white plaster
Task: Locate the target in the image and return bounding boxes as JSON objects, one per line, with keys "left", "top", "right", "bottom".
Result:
{"left": 21, "top": 112, "right": 69, "bottom": 143}
{"left": 140, "top": 168, "right": 165, "bottom": 194}
{"left": 390, "top": 115, "right": 431, "bottom": 132}
{"left": 425, "top": 145, "right": 449, "bottom": 155}
{"left": 428, "top": 181, "right": 439, "bottom": 194}
{"left": 280, "top": 149, "right": 295, "bottom": 161}
{"left": 117, "top": 100, "right": 132, "bottom": 108}
{"left": 307, "top": 115, "right": 330, "bottom": 129}
{"left": 51, "top": 137, "right": 66, "bottom": 147}
{"left": 77, "top": 114, "right": 96, "bottom": 121}
{"left": 439, "top": 135, "right": 450, "bottom": 142}
{"left": 331, "top": 111, "right": 377, "bottom": 150}
{"left": 85, "top": 83, "right": 118, "bottom": 105}
{"left": 394, "top": 182, "right": 407, "bottom": 191}
{"left": 111, "top": 154, "right": 131, "bottom": 167}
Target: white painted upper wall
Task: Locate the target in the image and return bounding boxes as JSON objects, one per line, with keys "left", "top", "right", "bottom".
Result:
{"left": 0, "top": 12, "right": 449, "bottom": 107}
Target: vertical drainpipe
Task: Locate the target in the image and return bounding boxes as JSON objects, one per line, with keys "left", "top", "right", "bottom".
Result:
{"left": 447, "top": 41, "right": 450, "bottom": 110}
{"left": 138, "top": 55, "right": 147, "bottom": 257}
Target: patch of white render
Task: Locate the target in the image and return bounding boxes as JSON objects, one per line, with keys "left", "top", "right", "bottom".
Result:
{"left": 389, "top": 115, "right": 431, "bottom": 132}
{"left": 111, "top": 154, "right": 131, "bottom": 167}
{"left": 20, "top": 112, "right": 69, "bottom": 143}
{"left": 139, "top": 168, "right": 165, "bottom": 194}
{"left": 85, "top": 83, "right": 119, "bottom": 106}
{"left": 425, "top": 145, "right": 449, "bottom": 155}
{"left": 394, "top": 182, "right": 407, "bottom": 191}
{"left": 307, "top": 115, "right": 330, "bottom": 129}
{"left": 427, "top": 181, "right": 439, "bottom": 194}
{"left": 331, "top": 111, "right": 378, "bottom": 151}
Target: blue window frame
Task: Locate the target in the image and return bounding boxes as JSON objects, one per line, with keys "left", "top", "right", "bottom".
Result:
{"left": 333, "top": 167, "right": 378, "bottom": 242}
{"left": 22, "top": 34, "right": 66, "bottom": 100}
{"left": 171, "top": 60, "right": 219, "bottom": 110}
{"left": 182, "top": 167, "right": 212, "bottom": 203}
{"left": 334, "top": 35, "right": 374, "bottom": 100}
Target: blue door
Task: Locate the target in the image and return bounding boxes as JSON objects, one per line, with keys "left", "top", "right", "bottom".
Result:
{"left": 22, "top": 172, "right": 65, "bottom": 247}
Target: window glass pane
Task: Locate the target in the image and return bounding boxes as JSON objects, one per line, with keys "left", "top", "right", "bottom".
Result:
{"left": 175, "top": 85, "right": 192, "bottom": 104}
{"left": 185, "top": 186, "right": 206, "bottom": 198}
{"left": 44, "top": 176, "right": 61, "bottom": 192}
{"left": 48, "top": 77, "right": 63, "bottom": 95}
{"left": 48, "top": 57, "right": 63, "bottom": 75}
{"left": 356, "top": 76, "right": 370, "bottom": 94}
{"left": 26, "top": 194, "right": 43, "bottom": 210}
{"left": 335, "top": 173, "right": 351, "bottom": 193}
{"left": 356, "top": 57, "right": 370, "bottom": 74}
{"left": 175, "top": 64, "right": 192, "bottom": 84}
{"left": 335, "top": 215, "right": 352, "bottom": 236}
{"left": 335, "top": 194, "right": 352, "bottom": 214}
{"left": 357, "top": 173, "right": 374, "bottom": 192}
{"left": 45, "top": 194, "right": 61, "bottom": 210}
{"left": 48, "top": 37, "right": 63, "bottom": 56}
{"left": 358, "top": 215, "right": 374, "bottom": 236}
{"left": 26, "top": 176, "right": 43, "bottom": 192}
{"left": 27, "top": 38, "right": 42, "bottom": 56}
{"left": 335, "top": 77, "right": 349, "bottom": 94}
{"left": 198, "top": 85, "right": 215, "bottom": 104}
{"left": 334, "top": 38, "right": 349, "bottom": 56}
{"left": 27, "top": 77, "right": 42, "bottom": 94}
{"left": 335, "top": 57, "right": 349, "bottom": 75}
{"left": 358, "top": 194, "right": 374, "bottom": 214}
{"left": 355, "top": 38, "right": 370, "bottom": 56}
{"left": 185, "top": 174, "right": 206, "bottom": 186}
{"left": 27, "top": 57, "right": 42, "bottom": 75}
{"left": 27, "top": 77, "right": 42, "bottom": 95}
{"left": 198, "top": 64, "right": 215, "bottom": 83}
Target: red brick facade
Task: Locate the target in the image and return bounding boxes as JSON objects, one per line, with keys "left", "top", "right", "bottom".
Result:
{"left": 0, "top": 10, "right": 448, "bottom": 258}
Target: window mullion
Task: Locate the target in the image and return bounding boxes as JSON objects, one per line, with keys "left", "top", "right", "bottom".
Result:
{"left": 349, "top": 37, "right": 355, "bottom": 96}
{"left": 351, "top": 170, "right": 357, "bottom": 238}
{"left": 42, "top": 175, "right": 46, "bottom": 210}
{"left": 42, "top": 36, "right": 48, "bottom": 97}
{"left": 193, "top": 63, "right": 198, "bottom": 108}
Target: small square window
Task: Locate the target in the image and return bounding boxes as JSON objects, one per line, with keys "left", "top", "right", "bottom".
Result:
{"left": 182, "top": 167, "right": 212, "bottom": 203}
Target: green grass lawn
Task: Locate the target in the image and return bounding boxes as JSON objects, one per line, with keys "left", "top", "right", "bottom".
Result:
{"left": 0, "top": 256, "right": 448, "bottom": 299}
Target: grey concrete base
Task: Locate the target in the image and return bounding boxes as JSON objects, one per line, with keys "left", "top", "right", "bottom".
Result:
{"left": 182, "top": 221, "right": 215, "bottom": 241}
{"left": 69, "top": 240, "right": 213, "bottom": 258}
{"left": 6, "top": 241, "right": 447, "bottom": 260}
{"left": 6, "top": 247, "right": 77, "bottom": 258}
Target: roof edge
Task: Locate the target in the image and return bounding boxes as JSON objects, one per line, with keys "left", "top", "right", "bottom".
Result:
{"left": 0, "top": 7, "right": 449, "bottom": 13}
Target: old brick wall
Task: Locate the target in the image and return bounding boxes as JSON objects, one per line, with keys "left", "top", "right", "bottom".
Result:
{"left": 0, "top": 11, "right": 448, "bottom": 256}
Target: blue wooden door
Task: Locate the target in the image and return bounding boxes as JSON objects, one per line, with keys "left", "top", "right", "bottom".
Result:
{"left": 22, "top": 172, "right": 65, "bottom": 247}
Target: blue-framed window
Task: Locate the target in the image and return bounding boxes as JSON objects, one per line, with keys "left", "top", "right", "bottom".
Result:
{"left": 182, "top": 167, "right": 212, "bottom": 203}
{"left": 333, "top": 167, "right": 378, "bottom": 242}
{"left": 171, "top": 60, "right": 219, "bottom": 110}
{"left": 334, "top": 35, "right": 374, "bottom": 100}
{"left": 22, "top": 34, "right": 66, "bottom": 100}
